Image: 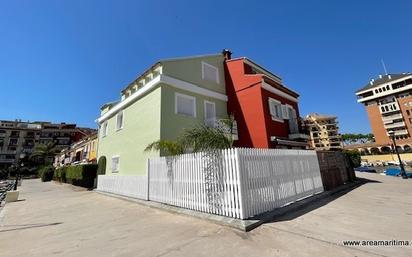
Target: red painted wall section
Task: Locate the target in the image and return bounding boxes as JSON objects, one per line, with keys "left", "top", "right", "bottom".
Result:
{"left": 261, "top": 86, "right": 300, "bottom": 140}
{"left": 225, "top": 58, "right": 302, "bottom": 148}
{"left": 225, "top": 59, "right": 269, "bottom": 148}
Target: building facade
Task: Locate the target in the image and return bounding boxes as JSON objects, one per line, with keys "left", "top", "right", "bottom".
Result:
{"left": 224, "top": 53, "right": 308, "bottom": 149}
{"left": 97, "top": 50, "right": 310, "bottom": 176}
{"left": 0, "top": 120, "right": 95, "bottom": 168}
{"left": 54, "top": 133, "right": 98, "bottom": 167}
{"left": 356, "top": 73, "right": 412, "bottom": 151}
{"left": 97, "top": 54, "right": 228, "bottom": 176}
{"left": 303, "top": 113, "right": 342, "bottom": 150}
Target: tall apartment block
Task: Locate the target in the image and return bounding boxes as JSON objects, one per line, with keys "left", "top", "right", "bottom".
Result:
{"left": 303, "top": 113, "right": 342, "bottom": 150}
{"left": 356, "top": 73, "right": 412, "bottom": 146}
{"left": 0, "top": 120, "right": 95, "bottom": 168}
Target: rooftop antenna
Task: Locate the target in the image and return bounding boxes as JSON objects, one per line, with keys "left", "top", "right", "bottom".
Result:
{"left": 381, "top": 59, "right": 388, "bottom": 75}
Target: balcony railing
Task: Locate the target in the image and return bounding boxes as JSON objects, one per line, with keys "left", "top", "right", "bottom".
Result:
{"left": 382, "top": 113, "right": 403, "bottom": 122}
{"left": 384, "top": 121, "right": 406, "bottom": 129}
{"left": 387, "top": 130, "right": 409, "bottom": 136}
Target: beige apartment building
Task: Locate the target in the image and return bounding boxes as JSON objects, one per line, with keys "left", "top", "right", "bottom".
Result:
{"left": 0, "top": 119, "right": 95, "bottom": 169}
{"left": 304, "top": 113, "right": 342, "bottom": 150}
{"left": 356, "top": 73, "right": 412, "bottom": 153}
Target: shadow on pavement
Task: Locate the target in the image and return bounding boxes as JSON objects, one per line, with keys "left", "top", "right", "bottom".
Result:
{"left": 266, "top": 177, "right": 380, "bottom": 223}
{"left": 0, "top": 222, "right": 62, "bottom": 233}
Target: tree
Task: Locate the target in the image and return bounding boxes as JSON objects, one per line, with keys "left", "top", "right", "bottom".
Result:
{"left": 30, "top": 141, "right": 60, "bottom": 164}
{"left": 341, "top": 133, "right": 374, "bottom": 146}
{"left": 344, "top": 150, "right": 361, "bottom": 168}
{"left": 145, "top": 117, "right": 236, "bottom": 156}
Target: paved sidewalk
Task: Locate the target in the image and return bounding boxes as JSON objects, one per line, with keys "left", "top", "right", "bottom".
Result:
{"left": 0, "top": 173, "right": 411, "bottom": 257}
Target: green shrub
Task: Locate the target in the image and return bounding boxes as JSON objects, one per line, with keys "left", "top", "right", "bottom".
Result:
{"left": 97, "top": 156, "right": 106, "bottom": 175}
{"left": 54, "top": 167, "right": 67, "bottom": 183}
{"left": 62, "top": 164, "right": 98, "bottom": 189}
{"left": 39, "top": 165, "right": 54, "bottom": 182}
{"left": 344, "top": 150, "right": 361, "bottom": 168}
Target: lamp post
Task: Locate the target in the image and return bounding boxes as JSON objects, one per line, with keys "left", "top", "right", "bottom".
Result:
{"left": 388, "top": 130, "right": 408, "bottom": 179}
{"left": 13, "top": 152, "right": 26, "bottom": 190}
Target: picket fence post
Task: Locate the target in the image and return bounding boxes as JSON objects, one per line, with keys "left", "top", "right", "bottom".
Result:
{"left": 234, "top": 148, "right": 246, "bottom": 219}
{"left": 146, "top": 158, "right": 150, "bottom": 201}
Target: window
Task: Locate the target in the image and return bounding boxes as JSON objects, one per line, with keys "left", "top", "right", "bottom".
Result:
{"left": 175, "top": 93, "right": 196, "bottom": 118}
{"left": 116, "top": 111, "right": 124, "bottom": 131}
{"left": 202, "top": 62, "right": 219, "bottom": 84}
{"left": 101, "top": 122, "right": 108, "bottom": 137}
{"left": 407, "top": 110, "right": 410, "bottom": 116}
{"left": 111, "top": 156, "right": 120, "bottom": 173}
{"left": 204, "top": 101, "right": 216, "bottom": 127}
{"left": 268, "top": 98, "right": 282, "bottom": 121}
{"left": 281, "top": 105, "right": 289, "bottom": 119}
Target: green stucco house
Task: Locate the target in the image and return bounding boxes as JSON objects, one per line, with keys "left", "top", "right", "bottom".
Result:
{"left": 96, "top": 54, "right": 228, "bottom": 175}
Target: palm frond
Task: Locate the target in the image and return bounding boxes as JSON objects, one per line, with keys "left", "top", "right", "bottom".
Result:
{"left": 144, "top": 140, "right": 184, "bottom": 156}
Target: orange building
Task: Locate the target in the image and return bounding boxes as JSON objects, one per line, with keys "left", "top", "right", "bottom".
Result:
{"left": 356, "top": 73, "right": 412, "bottom": 151}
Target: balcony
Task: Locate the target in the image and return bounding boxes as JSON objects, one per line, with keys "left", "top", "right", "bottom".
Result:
{"left": 387, "top": 130, "right": 409, "bottom": 136}
{"left": 384, "top": 121, "right": 406, "bottom": 129}
{"left": 382, "top": 113, "right": 403, "bottom": 122}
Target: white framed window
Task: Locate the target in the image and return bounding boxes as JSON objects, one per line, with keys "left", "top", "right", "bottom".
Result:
{"left": 202, "top": 62, "right": 219, "bottom": 84}
{"left": 204, "top": 100, "right": 216, "bottom": 127}
{"left": 116, "top": 110, "right": 124, "bottom": 131}
{"left": 175, "top": 93, "right": 196, "bottom": 118}
{"left": 111, "top": 156, "right": 120, "bottom": 173}
{"left": 268, "top": 98, "right": 283, "bottom": 122}
{"left": 101, "top": 121, "right": 108, "bottom": 137}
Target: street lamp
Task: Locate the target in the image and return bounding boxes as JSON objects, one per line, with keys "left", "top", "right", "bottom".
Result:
{"left": 13, "top": 152, "right": 26, "bottom": 190}
{"left": 388, "top": 130, "right": 408, "bottom": 179}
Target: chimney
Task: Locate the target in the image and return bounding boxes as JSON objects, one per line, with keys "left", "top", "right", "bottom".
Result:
{"left": 222, "top": 49, "right": 232, "bottom": 60}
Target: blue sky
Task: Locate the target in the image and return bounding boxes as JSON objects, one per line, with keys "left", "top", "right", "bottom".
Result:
{"left": 1, "top": 0, "right": 411, "bottom": 133}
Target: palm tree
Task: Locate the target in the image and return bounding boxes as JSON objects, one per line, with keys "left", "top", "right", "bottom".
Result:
{"left": 30, "top": 141, "right": 59, "bottom": 164}
{"left": 144, "top": 140, "right": 184, "bottom": 156}
{"left": 145, "top": 116, "right": 236, "bottom": 156}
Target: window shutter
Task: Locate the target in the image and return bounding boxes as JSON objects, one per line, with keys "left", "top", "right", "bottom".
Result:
{"left": 282, "top": 105, "right": 289, "bottom": 119}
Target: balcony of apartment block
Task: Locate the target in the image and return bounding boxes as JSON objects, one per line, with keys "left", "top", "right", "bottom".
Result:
{"left": 384, "top": 121, "right": 406, "bottom": 130}
{"left": 25, "top": 133, "right": 36, "bottom": 138}
{"left": 386, "top": 129, "right": 409, "bottom": 136}
{"left": 9, "top": 132, "right": 20, "bottom": 138}
{"left": 382, "top": 113, "right": 403, "bottom": 123}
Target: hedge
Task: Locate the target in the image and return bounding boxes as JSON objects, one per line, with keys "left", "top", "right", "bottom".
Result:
{"left": 54, "top": 164, "right": 97, "bottom": 189}
{"left": 39, "top": 165, "right": 54, "bottom": 182}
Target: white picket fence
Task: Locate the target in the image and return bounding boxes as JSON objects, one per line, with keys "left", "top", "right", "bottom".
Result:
{"left": 236, "top": 148, "right": 323, "bottom": 218}
{"left": 97, "top": 175, "right": 148, "bottom": 200}
{"left": 147, "top": 148, "right": 324, "bottom": 219}
{"left": 148, "top": 149, "right": 243, "bottom": 218}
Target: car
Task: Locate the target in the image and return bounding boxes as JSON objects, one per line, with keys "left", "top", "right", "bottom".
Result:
{"left": 355, "top": 166, "right": 377, "bottom": 173}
